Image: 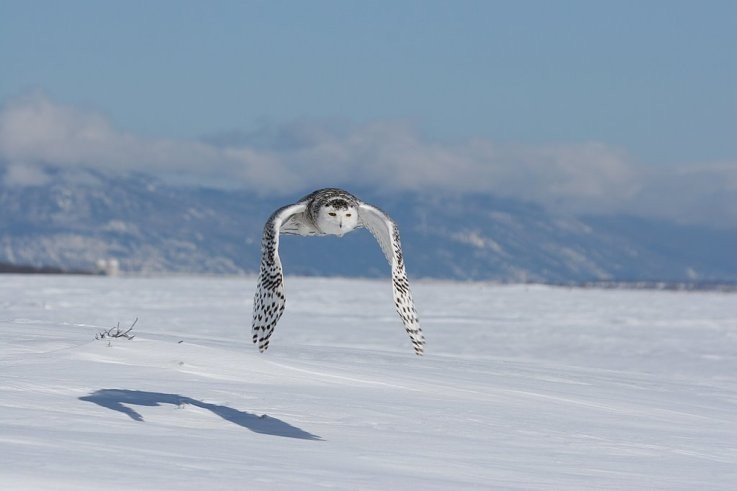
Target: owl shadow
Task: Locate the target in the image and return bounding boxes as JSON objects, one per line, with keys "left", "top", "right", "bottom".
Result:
{"left": 79, "top": 389, "right": 322, "bottom": 441}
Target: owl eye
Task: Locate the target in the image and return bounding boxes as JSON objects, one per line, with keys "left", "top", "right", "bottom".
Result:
{"left": 328, "top": 212, "right": 337, "bottom": 216}
{"left": 345, "top": 213, "right": 352, "bottom": 217}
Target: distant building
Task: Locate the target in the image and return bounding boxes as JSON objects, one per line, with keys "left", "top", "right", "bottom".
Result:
{"left": 96, "top": 258, "right": 120, "bottom": 276}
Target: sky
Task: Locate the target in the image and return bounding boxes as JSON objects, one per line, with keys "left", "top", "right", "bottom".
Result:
{"left": 0, "top": 0, "right": 735, "bottom": 226}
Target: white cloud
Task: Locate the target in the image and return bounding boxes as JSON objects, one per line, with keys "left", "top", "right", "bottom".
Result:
{"left": 628, "top": 162, "right": 737, "bottom": 227}
{"left": 0, "top": 93, "right": 270, "bottom": 190}
{"left": 1, "top": 93, "right": 734, "bottom": 227}
{"left": 2, "top": 163, "right": 51, "bottom": 186}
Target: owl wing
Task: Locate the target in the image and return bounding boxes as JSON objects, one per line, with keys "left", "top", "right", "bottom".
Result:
{"left": 252, "top": 202, "right": 308, "bottom": 352}
{"left": 357, "top": 203, "right": 425, "bottom": 355}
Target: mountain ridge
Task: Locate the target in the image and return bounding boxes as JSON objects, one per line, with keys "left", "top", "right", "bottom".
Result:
{"left": 2, "top": 167, "right": 735, "bottom": 282}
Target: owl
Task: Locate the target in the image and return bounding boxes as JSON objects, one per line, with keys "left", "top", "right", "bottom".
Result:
{"left": 252, "top": 188, "right": 425, "bottom": 355}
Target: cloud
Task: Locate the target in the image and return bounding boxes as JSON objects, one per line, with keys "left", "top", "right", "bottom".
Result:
{"left": 2, "top": 162, "right": 52, "bottom": 186}
{"left": 0, "top": 93, "right": 246, "bottom": 188}
{"left": 1, "top": 93, "right": 734, "bottom": 227}
{"left": 629, "top": 162, "right": 737, "bottom": 227}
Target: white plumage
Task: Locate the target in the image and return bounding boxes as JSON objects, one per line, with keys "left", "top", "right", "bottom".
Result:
{"left": 252, "top": 188, "right": 425, "bottom": 355}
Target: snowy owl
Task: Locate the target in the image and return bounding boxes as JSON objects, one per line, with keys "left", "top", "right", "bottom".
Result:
{"left": 252, "top": 188, "right": 425, "bottom": 355}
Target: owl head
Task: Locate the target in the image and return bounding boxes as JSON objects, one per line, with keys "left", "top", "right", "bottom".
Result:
{"left": 316, "top": 198, "right": 359, "bottom": 236}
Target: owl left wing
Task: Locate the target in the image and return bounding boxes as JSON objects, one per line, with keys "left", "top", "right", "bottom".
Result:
{"left": 252, "top": 202, "right": 308, "bottom": 352}
{"left": 357, "top": 202, "right": 425, "bottom": 355}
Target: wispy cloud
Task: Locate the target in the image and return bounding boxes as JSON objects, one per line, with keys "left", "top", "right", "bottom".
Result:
{"left": 1, "top": 93, "right": 734, "bottom": 227}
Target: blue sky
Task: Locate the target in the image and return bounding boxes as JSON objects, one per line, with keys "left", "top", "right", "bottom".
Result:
{"left": 0, "top": 1, "right": 735, "bottom": 225}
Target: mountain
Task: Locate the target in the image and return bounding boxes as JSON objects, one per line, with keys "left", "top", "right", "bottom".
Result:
{"left": 2, "top": 167, "right": 735, "bottom": 283}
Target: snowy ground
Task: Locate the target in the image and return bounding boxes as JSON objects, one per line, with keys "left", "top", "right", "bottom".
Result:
{"left": 1, "top": 274, "right": 735, "bottom": 490}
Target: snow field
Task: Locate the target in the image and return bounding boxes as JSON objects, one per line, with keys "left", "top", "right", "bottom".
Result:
{"left": 1, "top": 275, "right": 735, "bottom": 489}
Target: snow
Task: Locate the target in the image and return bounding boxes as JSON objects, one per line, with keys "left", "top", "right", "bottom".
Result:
{"left": 1, "top": 274, "right": 735, "bottom": 490}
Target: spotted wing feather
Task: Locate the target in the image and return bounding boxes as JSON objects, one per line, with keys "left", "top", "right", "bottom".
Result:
{"left": 357, "top": 203, "right": 425, "bottom": 355}
{"left": 252, "top": 202, "right": 308, "bottom": 352}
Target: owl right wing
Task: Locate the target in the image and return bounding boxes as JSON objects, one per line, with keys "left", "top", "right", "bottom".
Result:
{"left": 252, "top": 202, "right": 308, "bottom": 352}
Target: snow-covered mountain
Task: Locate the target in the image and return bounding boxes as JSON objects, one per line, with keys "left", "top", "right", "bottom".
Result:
{"left": 2, "top": 167, "right": 735, "bottom": 282}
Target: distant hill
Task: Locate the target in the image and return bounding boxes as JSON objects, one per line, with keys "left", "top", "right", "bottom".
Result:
{"left": 2, "top": 167, "right": 736, "bottom": 282}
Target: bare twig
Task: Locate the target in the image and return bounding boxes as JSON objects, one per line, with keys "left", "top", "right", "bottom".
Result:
{"left": 95, "top": 318, "right": 138, "bottom": 341}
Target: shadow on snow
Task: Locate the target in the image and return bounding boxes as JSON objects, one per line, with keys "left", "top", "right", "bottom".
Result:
{"left": 79, "top": 389, "right": 322, "bottom": 441}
